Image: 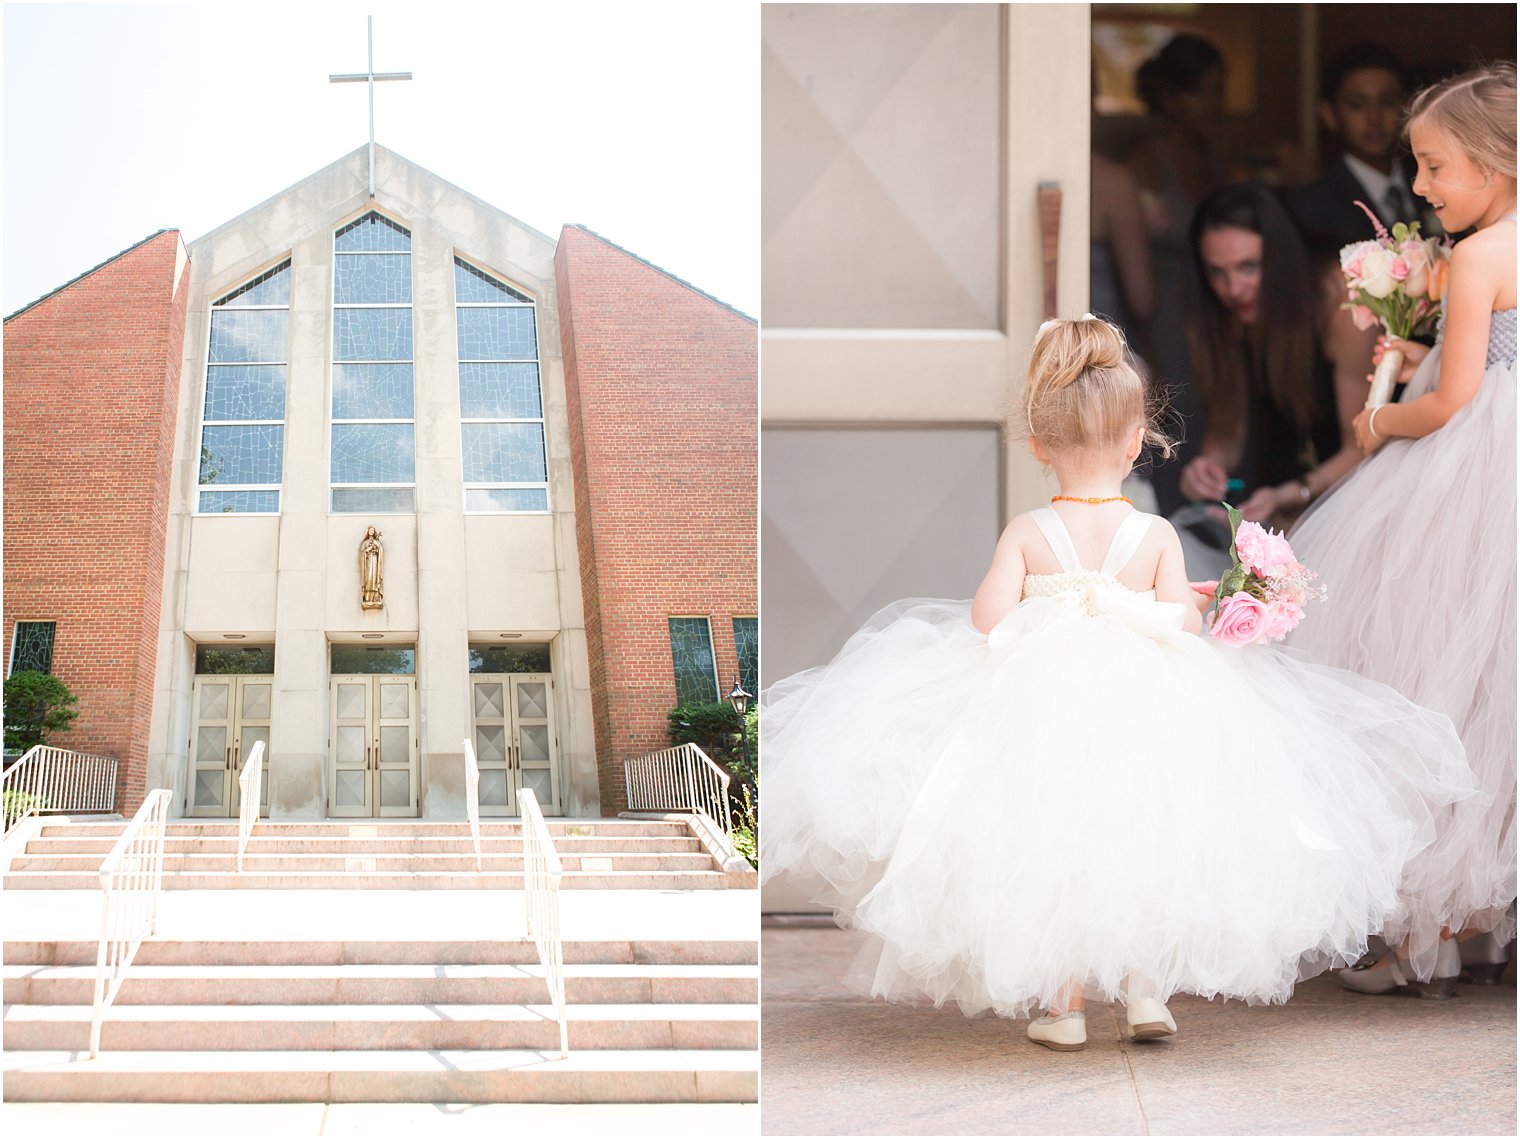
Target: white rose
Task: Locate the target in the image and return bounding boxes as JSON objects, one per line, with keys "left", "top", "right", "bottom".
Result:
{"left": 1358, "top": 246, "right": 1398, "bottom": 299}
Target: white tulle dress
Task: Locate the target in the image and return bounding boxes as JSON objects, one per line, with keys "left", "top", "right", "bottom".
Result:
{"left": 1289, "top": 303, "right": 1517, "bottom": 976}
{"left": 762, "top": 507, "right": 1479, "bottom": 1018}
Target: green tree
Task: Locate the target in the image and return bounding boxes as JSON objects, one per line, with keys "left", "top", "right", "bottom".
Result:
{"left": 3, "top": 671, "right": 79, "bottom": 752}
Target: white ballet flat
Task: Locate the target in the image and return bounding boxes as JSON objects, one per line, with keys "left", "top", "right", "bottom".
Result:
{"left": 1027, "top": 1010, "right": 1086, "bottom": 1052}
{"left": 1123, "top": 996, "right": 1177, "bottom": 1041}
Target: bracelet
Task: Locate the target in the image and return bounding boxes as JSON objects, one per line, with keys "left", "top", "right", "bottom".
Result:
{"left": 1368, "top": 405, "right": 1385, "bottom": 439}
{"left": 1295, "top": 479, "right": 1312, "bottom": 505}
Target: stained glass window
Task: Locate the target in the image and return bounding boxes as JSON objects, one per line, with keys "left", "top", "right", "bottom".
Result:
{"left": 455, "top": 257, "right": 548, "bottom": 513}
{"left": 669, "top": 617, "right": 720, "bottom": 706}
{"left": 332, "top": 214, "right": 415, "bottom": 513}
{"left": 733, "top": 617, "right": 758, "bottom": 697}
{"left": 9, "top": 621, "right": 56, "bottom": 675}
{"left": 198, "top": 261, "right": 289, "bottom": 513}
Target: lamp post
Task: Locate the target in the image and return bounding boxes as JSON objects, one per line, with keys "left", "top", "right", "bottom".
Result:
{"left": 727, "top": 675, "right": 754, "bottom": 778}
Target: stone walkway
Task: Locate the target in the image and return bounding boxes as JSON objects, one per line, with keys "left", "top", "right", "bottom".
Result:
{"left": 761, "top": 922, "right": 1517, "bottom": 1136}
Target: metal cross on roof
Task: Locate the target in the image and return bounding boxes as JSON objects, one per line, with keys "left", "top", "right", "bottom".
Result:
{"left": 329, "top": 16, "right": 412, "bottom": 199}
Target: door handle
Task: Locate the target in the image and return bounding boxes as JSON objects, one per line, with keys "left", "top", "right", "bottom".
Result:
{"left": 226, "top": 745, "right": 233, "bottom": 769}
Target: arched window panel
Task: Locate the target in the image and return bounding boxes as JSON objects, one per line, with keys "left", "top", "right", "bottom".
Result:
{"left": 455, "top": 258, "right": 531, "bottom": 304}
{"left": 216, "top": 261, "right": 291, "bottom": 308}
{"left": 453, "top": 257, "right": 548, "bottom": 514}
{"left": 204, "top": 365, "right": 285, "bottom": 422}
{"left": 334, "top": 213, "right": 411, "bottom": 253}
{"left": 331, "top": 214, "right": 415, "bottom": 513}
{"left": 333, "top": 363, "right": 415, "bottom": 420}
{"left": 461, "top": 423, "right": 547, "bottom": 483}
{"left": 209, "top": 310, "right": 288, "bottom": 364}
{"left": 459, "top": 363, "right": 542, "bottom": 419}
{"left": 334, "top": 309, "right": 413, "bottom": 360}
{"left": 335, "top": 254, "right": 412, "bottom": 305}
{"left": 456, "top": 307, "right": 537, "bottom": 360}
{"left": 198, "top": 261, "right": 290, "bottom": 514}
{"left": 331, "top": 423, "right": 415, "bottom": 482}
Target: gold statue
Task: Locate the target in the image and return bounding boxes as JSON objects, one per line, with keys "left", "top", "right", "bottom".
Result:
{"left": 359, "top": 526, "right": 384, "bottom": 610}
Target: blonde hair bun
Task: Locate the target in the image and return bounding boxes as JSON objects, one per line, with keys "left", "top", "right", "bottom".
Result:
{"left": 1023, "top": 316, "right": 1172, "bottom": 458}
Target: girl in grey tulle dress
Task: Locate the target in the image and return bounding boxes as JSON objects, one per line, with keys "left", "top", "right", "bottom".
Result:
{"left": 1289, "top": 63, "right": 1517, "bottom": 991}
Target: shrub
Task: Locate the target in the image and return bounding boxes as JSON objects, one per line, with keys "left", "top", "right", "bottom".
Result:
{"left": 731, "top": 784, "right": 757, "bottom": 869}
{"left": 3, "top": 671, "right": 78, "bottom": 753}
{"left": 2, "top": 788, "right": 49, "bottom": 828}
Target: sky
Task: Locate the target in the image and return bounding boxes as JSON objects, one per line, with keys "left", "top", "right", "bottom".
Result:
{"left": 3, "top": 2, "right": 759, "bottom": 316}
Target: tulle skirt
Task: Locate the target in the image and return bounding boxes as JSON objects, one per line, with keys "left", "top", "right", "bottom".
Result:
{"left": 1290, "top": 342, "right": 1516, "bottom": 972}
{"left": 762, "top": 593, "right": 1478, "bottom": 1018}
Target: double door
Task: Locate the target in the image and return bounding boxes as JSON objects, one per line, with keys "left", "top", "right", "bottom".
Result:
{"left": 328, "top": 675, "right": 418, "bottom": 817}
{"left": 188, "top": 676, "right": 271, "bottom": 818}
{"left": 470, "top": 674, "right": 560, "bottom": 815}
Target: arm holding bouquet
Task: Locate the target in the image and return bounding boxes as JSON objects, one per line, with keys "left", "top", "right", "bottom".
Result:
{"left": 1353, "top": 233, "right": 1509, "bottom": 452}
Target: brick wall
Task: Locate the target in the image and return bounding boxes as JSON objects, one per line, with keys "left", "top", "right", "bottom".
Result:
{"left": 555, "top": 226, "right": 757, "bottom": 814}
{"left": 3, "top": 231, "right": 190, "bottom": 814}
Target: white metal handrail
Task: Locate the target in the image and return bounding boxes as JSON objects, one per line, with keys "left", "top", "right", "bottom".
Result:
{"left": 2, "top": 744, "right": 118, "bottom": 836}
{"left": 90, "top": 788, "right": 172, "bottom": 1058}
{"left": 236, "top": 741, "right": 265, "bottom": 874}
{"left": 519, "top": 787, "right": 568, "bottom": 1059}
{"left": 462, "top": 738, "right": 483, "bottom": 871}
{"left": 624, "top": 742, "right": 735, "bottom": 854}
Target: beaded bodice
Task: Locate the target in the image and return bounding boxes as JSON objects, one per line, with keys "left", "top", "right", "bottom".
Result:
{"left": 1019, "top": 510, "right": 1156, "bottom": 603}
{"left": 1022, "top": 571, "right": 1155, "bottom": 601}
{"left": 1487, "top": 308, "right": 1517, "bottom": 369}
{"left": 1435, "top": 304, "right": 1516, "bottom": 367}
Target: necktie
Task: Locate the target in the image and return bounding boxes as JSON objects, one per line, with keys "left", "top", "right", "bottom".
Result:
{"left": 1384, "top": 185, "right": 1408, "bottom": 225}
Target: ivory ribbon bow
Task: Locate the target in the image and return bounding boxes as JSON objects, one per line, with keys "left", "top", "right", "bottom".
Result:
{"left": 988, "top": 580, "right": 1189, "bottom": 651}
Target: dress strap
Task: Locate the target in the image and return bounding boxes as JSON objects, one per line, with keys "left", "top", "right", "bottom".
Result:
{"left": 1030, "top": 508, "right": 1084, "bottom": 574}
{"left": 1099, "top": 512, "right": 1153, "bottom": 578}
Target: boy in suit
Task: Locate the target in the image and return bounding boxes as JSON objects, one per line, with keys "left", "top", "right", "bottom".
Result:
{"left": 1285, "top": 45, "right": 1435, "bottom": 255}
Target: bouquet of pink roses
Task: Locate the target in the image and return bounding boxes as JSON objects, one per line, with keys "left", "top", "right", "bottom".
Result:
{"left": 1206, "top": 504, "right": 1325, "bottom": 647}
{"left": 1339, "top": 201, "right": 1452, "bottom": 407}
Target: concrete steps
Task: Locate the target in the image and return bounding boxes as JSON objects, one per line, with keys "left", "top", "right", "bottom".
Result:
{"left": 5, "top": 819, "right": 753, "bottom": 891}
{"left": 3, "top": 1002, "right": 759, "bottom": 1053}
{"left": 5, "top": 962, "right": 758, "bottom": 1006}
{"left": 1, "top": 818, "right": 760, "bottom": 1105}
{"left": 2, "top": 1048, "right": 757, "bottom": 1104}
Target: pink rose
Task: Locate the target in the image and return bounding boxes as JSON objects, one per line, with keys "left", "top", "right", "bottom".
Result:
{"left": 1349, "top": 304, "right": 1378, "bottom": 331}
{"left": 1233, "top": 520, "right": 1296, "bottom": 577}
{"left": 1397, "top": 240, "right": 1430, "bottom": 295}
{"left": 1261, "top": 597, "right": 1305, "bottom": 640}
{"left": 1208, "top": 592, "right": 1267, "bottom": 647}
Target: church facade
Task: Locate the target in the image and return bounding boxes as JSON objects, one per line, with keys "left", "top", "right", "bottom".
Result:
{"left": 3, "top": 145, "right": 757, "bottom": 821}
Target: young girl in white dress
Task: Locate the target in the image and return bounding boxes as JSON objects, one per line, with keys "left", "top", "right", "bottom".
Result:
{"left": 1289, "top": 63, "right": 1517, "bottom": 993}
{"left": 761, "top": 317, "right": 1478, "bottom": 1051}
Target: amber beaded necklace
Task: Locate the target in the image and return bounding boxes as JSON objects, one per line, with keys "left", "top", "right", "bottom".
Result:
{"left": 1050, "top": 495, "right": 1132, "bottom": 505}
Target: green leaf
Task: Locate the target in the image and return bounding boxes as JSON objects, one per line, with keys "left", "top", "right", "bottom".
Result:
{"left": 1392, "top": 222, "right": 1410, "bottom": 243}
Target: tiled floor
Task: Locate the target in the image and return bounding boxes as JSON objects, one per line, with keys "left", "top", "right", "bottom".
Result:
{"left": 761, "top": 923, "right": 1517, "bottom": 1136}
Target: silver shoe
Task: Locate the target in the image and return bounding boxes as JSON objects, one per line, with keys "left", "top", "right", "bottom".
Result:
{"left": 1336, "top": 949, "right": 1409, "bottom": 994}
{"left": 1027, "top": 1010, "right": 1087, "bottom": 1051}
